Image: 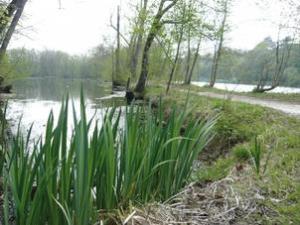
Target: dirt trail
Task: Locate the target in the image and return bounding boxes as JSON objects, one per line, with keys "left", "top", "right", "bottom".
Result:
{"left": 196, "top": 92, "right": 300, "bottom": 116}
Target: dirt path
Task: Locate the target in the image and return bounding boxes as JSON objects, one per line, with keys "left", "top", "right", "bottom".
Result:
{"left": 196, "top": 91, "right": 300, "bottom": 116}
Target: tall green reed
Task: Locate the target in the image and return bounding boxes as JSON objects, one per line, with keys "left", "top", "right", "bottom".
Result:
{"left": 3, "top": 91, "right": 216, "bottom": 225}
{"left": 249, "top": 136, "right": 262, "bottom": 175}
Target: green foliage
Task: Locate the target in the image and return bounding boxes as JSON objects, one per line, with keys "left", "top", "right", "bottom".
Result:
{"left": 3, "top": 91, "right": 216, "bottom": 224}
{"left": 6, "top": 46, "right": 114, "bottom": 80}
{"left": 196, "top": 157, "right": 235, "bottom": 182}
{"left": 249, "top": 136, "right": 262, "bottom": 175}
{"left": 195, "top": 38, "right": 300, "bottom": 87}
{"left": 0, "top": 54, "right": 20, "bottom": 80}
{"left": 233, "top": 144, "right": 250, "bottom": 161}
{"left": 146, "top": 86, "right": 300, "bottom": 223}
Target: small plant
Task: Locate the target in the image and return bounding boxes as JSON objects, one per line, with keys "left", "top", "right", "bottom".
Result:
{"left": 233, "top": 145, "right": 250, "bottom": 162}
{"left": 249, "top": 136, "right": 262, "bottom": 175}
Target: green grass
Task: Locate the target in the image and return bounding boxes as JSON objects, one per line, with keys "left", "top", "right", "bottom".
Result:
{"left": 196, "top": 156, "right": 235, "bottom": 182}
{"left": 233, "top": 144, "right": 251, "bottom": 161}
{"left": 146, "top": 86, "right": 300, "bottom": 224}
{"left": 2, "top": 91, "right": 216, "bottom": 225}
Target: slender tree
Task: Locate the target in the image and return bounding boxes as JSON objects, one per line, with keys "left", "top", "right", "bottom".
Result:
{"left": 134, "top": 0, "right": 179, "bottom": 95}
{"left": 166, "top": 3, "right": 186, "bottom": 94}
{"left": 0, "top": 0, "right": 28, "bottom": 63}
{"left": 209, "top": 0, "right": 229, "bottom": 88}
{"left": 113, "top": 5, "right": 121, "bottom": 88}
{"left": 183, "top": 0, "right": 214, "bottom": 85}
{"left": 185, "top": 37, "right": 201, "bottom": 84}
{"left": 130, "top": 0, "right": 148, "bottom": 79}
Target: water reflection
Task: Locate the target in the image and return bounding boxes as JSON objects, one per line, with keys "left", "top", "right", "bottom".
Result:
{"left": 11, "top": 77, "right": 112, "bottom": 101}
{"left": 7, "top": 78, "right": 121, "bottom": 139}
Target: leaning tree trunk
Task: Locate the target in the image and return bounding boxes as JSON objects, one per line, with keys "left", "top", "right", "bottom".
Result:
{"left": 253, "top": 64, "right": 273, "bottom": 93}
{"left": 0, "top": 0, "right": 28, "bottom": 63}
{"left": 254, "top": 36, "right": 293, "bottom": 93}
{"left": 134, "top": 0, "right": 178, "bottom": 95}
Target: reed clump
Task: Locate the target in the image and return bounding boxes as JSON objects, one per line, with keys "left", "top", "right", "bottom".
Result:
{"left": 2, "top": 92, "right": 216, "bottom": 225}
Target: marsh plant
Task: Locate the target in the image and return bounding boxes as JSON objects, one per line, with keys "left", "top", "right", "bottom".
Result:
{"left": 2, "top": 92, "right": 216, "bottom": 225}
{"left": 249, "top": 136, "right": 262, "bottom": 175}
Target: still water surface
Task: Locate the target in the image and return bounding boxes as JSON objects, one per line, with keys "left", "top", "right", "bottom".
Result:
{"left": 7, "top": 78, "right": 300, "bottom": 139}
{"left": 192, "top": 82, "right": 300, "bottom": 93}
{"left": 6, "top": 78, "right": 119, "bottom": 139}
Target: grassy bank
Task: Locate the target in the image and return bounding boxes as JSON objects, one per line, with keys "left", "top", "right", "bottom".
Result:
{"left": 1, "top": 86, "right": 299, "bottom": 224}
{"left": 145, "top": 86, "right": 300, "bottom": 224}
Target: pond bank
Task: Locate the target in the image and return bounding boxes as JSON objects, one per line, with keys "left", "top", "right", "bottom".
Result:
{"left": 1, "top": 83, "right": 300, "bottom": 224}
{"left": 141, "top": 86, "right": 300, "bottom": 224}
{"left": 186, "top": 84, "right": 300, "bottom": 104}
{"left": 195, "top": 91, "right": 300, "bottom": 116}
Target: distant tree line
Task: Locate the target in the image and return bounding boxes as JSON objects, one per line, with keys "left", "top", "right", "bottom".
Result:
{"left": 5, "top": 35, "right": 300, "bottom": 89}
{"left": 195, "top": 37, "right": 300, "bottom": 88}
{"left": 6, "top": 46, "right": 113, "bottom": 80}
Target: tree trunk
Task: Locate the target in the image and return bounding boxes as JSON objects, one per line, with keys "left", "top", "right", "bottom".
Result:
{"left": 185, "top": 38, "right": 201, "bottom": 85}
{"left": 130, "top": 0, "right": 148, "bottom": 79}
{"left": 113, "top": 5, "right": 122, "bottom": 88}
{"left": 184, "top": 29, "right": 191, "bottom": 84}
{"left": 0, "top": 0, "right": 18, "bottom": 35}
{"left": 254, "top": 36, "right": 293, "bottom": 93}
{"left": 159, "top": 41, "right": 171, "bottom": 77}
{"left": 111, "top": 47, "right": 115, "bottom": 88}
{"left": 134, "top": 0, "right": 178, "bottom": 95}
{"left": 209, "top": 0, "right": 228, "bottom": 88}
{"left": 253, "top": 64, "right": 274, "bottom": 92}
{"left": 0, "top": 0, "right": 27, "bottom": 63}
{"left": 166, "top": 26, "right": 184, "bottom": 94}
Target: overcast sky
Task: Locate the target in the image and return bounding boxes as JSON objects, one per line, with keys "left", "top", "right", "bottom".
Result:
{"left": 9, "top": 0, "right": 282, "bottom": 55}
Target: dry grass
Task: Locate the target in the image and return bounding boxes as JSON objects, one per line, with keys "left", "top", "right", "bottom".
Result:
{"left": 122, "top": 166, "right": 277, "bottom": 225}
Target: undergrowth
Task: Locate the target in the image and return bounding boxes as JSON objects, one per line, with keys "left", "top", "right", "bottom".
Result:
{"left": 146, "top": 86, "right": 300, "bottom": 224}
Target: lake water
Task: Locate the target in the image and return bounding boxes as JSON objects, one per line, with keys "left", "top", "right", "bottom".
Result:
{"left": 192, "top": 82, "right": 300, "bottom": 94}
{"left": 6, "top": 78, "right": 300, "bottom": 140}
{"left": 6, "top": 78, "right": 123, "bottom": 140}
